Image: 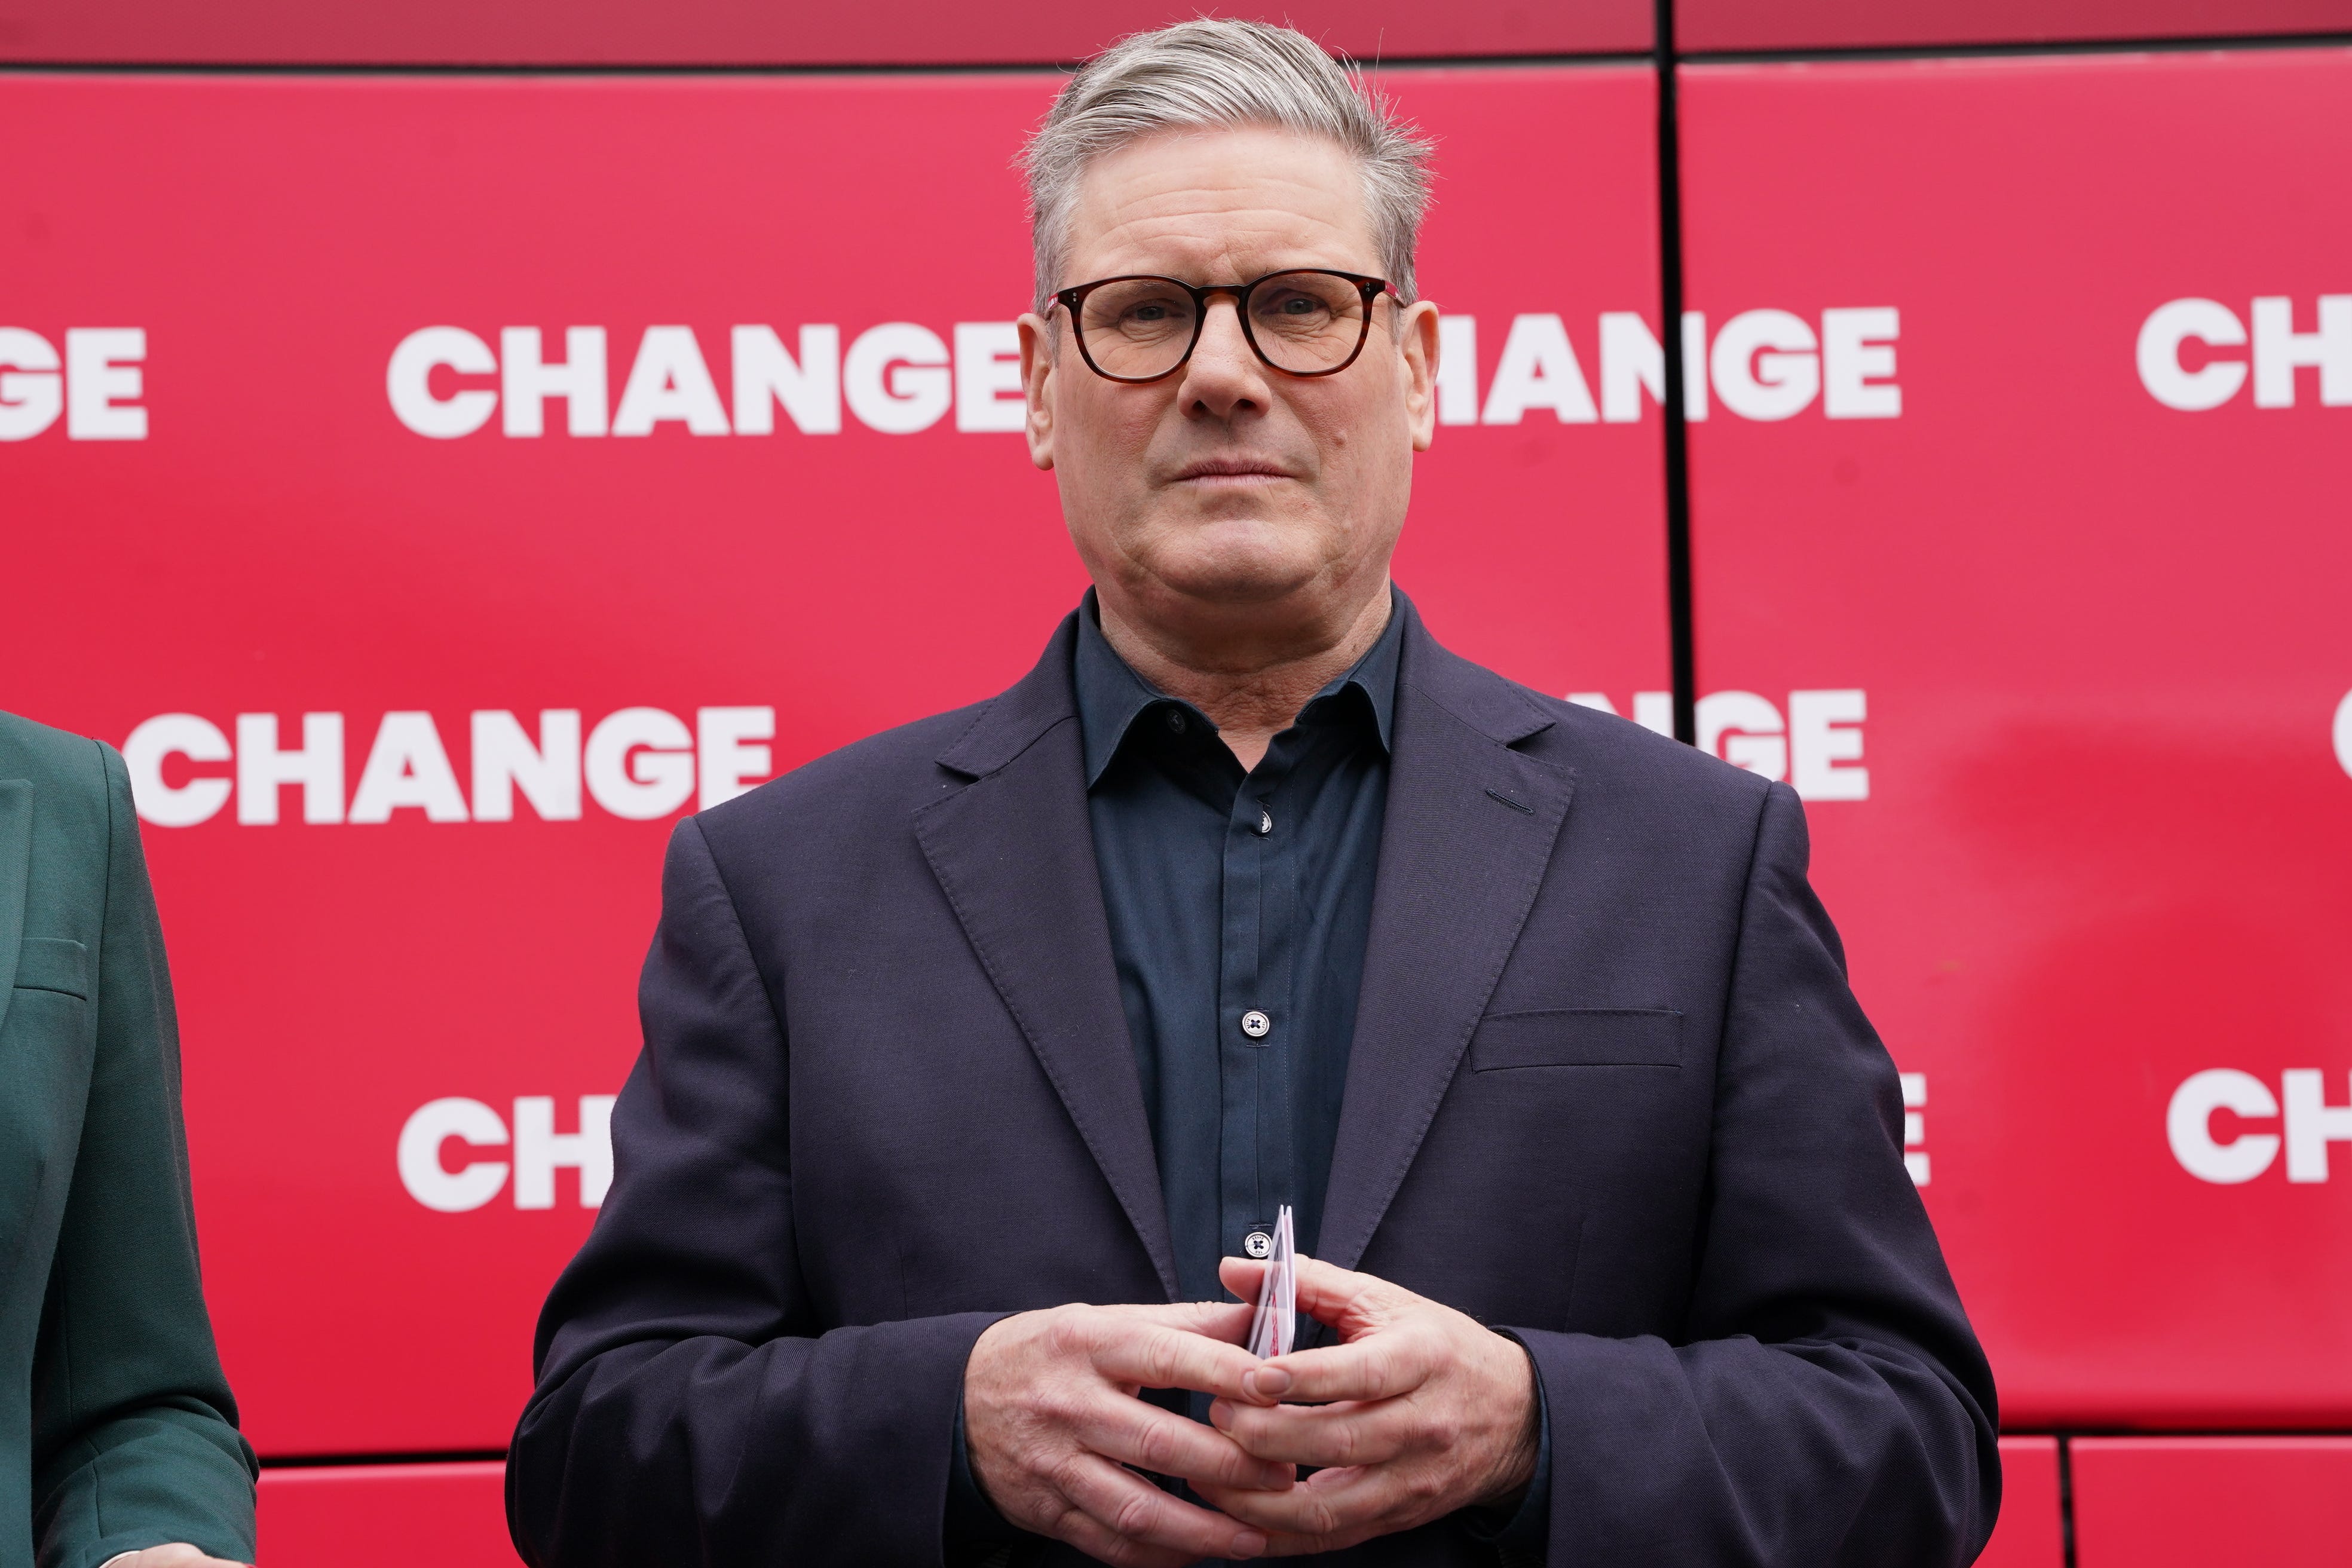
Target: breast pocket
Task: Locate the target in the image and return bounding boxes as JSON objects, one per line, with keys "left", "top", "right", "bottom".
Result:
{"left": 1469, "top": 1007, "right": 1682, "bottom": 1070}
{"left": 13, "top": 937, "right": 90, "bottom": 1001}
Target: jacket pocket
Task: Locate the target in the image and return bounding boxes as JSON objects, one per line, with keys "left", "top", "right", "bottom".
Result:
{"left": 1470, "top": 1007, "right": 1681, "bottom": 1069}
{"left": 14, "top": 936, "right": 90, "bottom": 1000}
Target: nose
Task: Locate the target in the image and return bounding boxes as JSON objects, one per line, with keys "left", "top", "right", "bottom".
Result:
{"left": 1177, "top": 291, "right": 1271, "bottom": 422}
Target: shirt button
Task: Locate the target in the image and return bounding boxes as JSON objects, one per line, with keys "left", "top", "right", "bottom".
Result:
{"left": 1165, "top": 709, "right": 1187, "bottom": 734}
{"left": 1241, "top": 1010, "right": 1272, "bottom": 1039}
{"left": 1254, "top": 808, "right": 1273, "bottom": 835}
{"left": 1244, "top": 1230, "right": 1273, "bottom": 1259}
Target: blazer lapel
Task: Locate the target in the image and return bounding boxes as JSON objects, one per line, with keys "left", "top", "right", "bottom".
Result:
{"left": 1315, "top": 613, "right": 1576, "bottom": 1272}
{"left": 913, "top": 616, "right": 1181, "bottom": 1299}
{"left": 0, "top": 780, "right": 30, "bottom": 1040}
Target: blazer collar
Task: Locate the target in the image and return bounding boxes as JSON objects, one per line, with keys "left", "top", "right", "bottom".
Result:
{"left": 1384, "top": 593, "right": 1559, "bottom": 749}
{"left": 934, "top": 613, "right": 1083, "bottom": 782}
{"left": 0, "top": 780, "right": 31, "bottom": 1040}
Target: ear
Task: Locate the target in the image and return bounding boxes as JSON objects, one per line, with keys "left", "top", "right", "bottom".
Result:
{"left": 1399, "top": 299, "right": 1443, "bottom": 452}
{"left": 1017, "top": 311, "right": 1058, "bottom": 471}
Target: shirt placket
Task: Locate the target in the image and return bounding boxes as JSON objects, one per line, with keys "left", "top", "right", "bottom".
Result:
{"left": 1218, "top": 736, "right": 1299, "bottom": 1273}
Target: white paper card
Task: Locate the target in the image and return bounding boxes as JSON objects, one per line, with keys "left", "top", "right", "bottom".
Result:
{"left": 1245, "top": 1205, "right": 1296, "bottom": 1360}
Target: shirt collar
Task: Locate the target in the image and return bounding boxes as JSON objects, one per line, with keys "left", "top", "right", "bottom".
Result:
{"left": 1073, "top": 586, "right": 1402, "bottom": 788}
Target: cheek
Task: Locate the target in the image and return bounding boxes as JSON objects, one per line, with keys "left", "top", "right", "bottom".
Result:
{"left": 1062, "top": 387, "right": 1164, "bottom": 471}
{"left": 1304, "top": 371, "right": 1410, "bottom": 463}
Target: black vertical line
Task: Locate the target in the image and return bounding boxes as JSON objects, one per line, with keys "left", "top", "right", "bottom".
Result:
{"left": 2057, "top": 1435, "right": 2079, "bottom": 1568}
{"left": 1653, "top": 0, "right": 1697, "bottom": 745}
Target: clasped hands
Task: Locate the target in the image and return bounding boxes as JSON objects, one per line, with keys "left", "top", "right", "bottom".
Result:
{"left": 964, "top": 1255, "right": 1540, "bottom": 1565}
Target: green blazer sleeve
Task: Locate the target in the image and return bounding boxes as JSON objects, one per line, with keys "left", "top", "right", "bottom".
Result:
{"left": 10, "top": 730, "right": 258, "bottom": 1568}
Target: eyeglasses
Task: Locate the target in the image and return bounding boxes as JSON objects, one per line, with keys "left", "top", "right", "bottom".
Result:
{"left": 1052, "top": 269, "right": 1395, "bottom": 384}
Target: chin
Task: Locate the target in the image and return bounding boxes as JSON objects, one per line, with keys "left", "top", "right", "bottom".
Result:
{"left": 1143, "top": 544, "right": 1327, "bottom": 609}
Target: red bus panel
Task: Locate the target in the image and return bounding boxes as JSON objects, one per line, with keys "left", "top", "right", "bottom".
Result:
{"left": 259, "top": 1463, "right": 515, "bottom": 1568}
{"left": 0, "top": 66, "right": 1665, "bottom": 1455}
{"left": 2072, "top": 1438, "right": 2352, "bottom": 1567}
{"left": 1678, "top": 0, "right": 2352, "bottom": 53}
{"left": 0, "top": 1, "right": 1650, "bottom": 67}
{"left": 1977, "top": 1438, "right": 2063, "bottom": 1568}
{"left": 1677, "top": 47, "right": 2352, "bottom": 1426}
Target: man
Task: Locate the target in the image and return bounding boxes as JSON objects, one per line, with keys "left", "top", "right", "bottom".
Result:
{"left": 0, "top": 710, "right": 257, "bottom": 1568}
{"left": 509, "top": 19, "right": 1997, "bottom": 1567}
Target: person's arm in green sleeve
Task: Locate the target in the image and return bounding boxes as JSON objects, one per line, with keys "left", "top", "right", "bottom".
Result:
{"left": 32, "top": 742, "right": 258, "bottom": 1568}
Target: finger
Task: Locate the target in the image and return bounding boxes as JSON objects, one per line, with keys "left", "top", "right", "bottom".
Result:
{"left": 1046, "top": 1498, "right": 1223, "bottom": 1568}
{"left": 1196, "top": 1462, "right": 1394, "bottom": 1548}
{"left": 1248, "top": 1325, "right": 1438, "bottom": 1404}
{"left": 1087, "top": 1317, "right": 1266, "bottom": 1399}
{"left": 1076, "top": 1394, "right": 1296, "bottom": 1490}
{"left": 1285, "top": 1255, "right": 1411, "bottom": 1337}
{"left": 1054, "top": 1450, "right": 1270, "bottom": 1563}
{"left": 1110, "top": 1298, "right": 1262, "bottom": 1350}
{"left": 1211, "top": 1395, "right": 1413, "bottom": 1468}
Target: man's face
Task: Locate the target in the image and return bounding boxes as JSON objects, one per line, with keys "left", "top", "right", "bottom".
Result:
{"left": 1018, "top": 125, "right": 1440, "bottom": 640}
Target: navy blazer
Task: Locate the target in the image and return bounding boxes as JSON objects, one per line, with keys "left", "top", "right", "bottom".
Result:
{"left": 508, "top": 602, "right": 1998, "bottom": 1567}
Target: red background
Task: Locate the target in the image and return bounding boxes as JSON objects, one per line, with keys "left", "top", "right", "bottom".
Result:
{"left": 4, "top": 4, "right": 2348, "bottom": 1563}
{"left": 0, "top": 1, "right": 1651, "bottom": 65}
{"left": 1680, "top": 45, "right": 2352, "bottom": 1429}
{"left": 1677, "top": 0, "right": 2352, "bottom": 51}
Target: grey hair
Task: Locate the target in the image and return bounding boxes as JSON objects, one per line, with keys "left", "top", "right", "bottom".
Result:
{"left": 1021, "top": 17, "right": 1435, "bottom": 314}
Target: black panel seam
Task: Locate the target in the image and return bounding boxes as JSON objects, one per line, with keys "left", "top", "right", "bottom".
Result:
{"left": 1655, "top": 0, "right": 1697, "bottom": 745}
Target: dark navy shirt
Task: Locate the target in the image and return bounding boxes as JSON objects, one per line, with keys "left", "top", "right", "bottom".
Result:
{"left": 1074, "top": 591, "right": 1400, "bottom": 1303}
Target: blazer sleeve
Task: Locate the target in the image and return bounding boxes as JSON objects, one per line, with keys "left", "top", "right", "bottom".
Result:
{"left": 507, "top": 816, "right": 1003, "bottom": 1568}
{"left": 31, "top": 743, "right": 259, "bottom": 1568}
{"left": 1509, "top": 780, "right": 2000, "bottom": 1567}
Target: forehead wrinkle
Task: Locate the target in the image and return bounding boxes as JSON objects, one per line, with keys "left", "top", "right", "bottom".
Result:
{"left": 1065, "top": 130, "right": 1376, "bottom": 284}
{"left": 1098, "top": 208, "right": 1359, "bottom": 281}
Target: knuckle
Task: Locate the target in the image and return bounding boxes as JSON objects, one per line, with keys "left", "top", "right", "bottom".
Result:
{"left": 1109, "top": 1488, "right": 1163, "bottom": 1541}
{"left": 1034, "top": 1492, "right": 1083, "bottom": 1541}
{"left": 1045, "top": 1309, "right": 1091, "bottom": 1360}
{"left": 1140, "top": 1328, "right": 1181, "bottom": 1386}
{"left": 1134, "top": 1417, "right": 1177, "bottom": 1472}
{"left": 1031, "top": 1384, "right": 1079, "bottom": 1431}
{"left": 1045, "top": 1449, "right": 1093, "bottom": 1499}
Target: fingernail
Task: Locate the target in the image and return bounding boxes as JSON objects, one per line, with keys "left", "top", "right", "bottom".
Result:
{"left": 1248, "top": 1365, "right": 1292, "bottom": 1398}
{"left": 1208, "top": 1398, "right": 1234, "bottom": 1430}
{"left": 1232, "top": 1531, "right": 1269, "bottom": 1559}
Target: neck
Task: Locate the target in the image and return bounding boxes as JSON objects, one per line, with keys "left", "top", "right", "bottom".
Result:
{"left": 1094, "top": 579, "right": 1394, "bottom": 771}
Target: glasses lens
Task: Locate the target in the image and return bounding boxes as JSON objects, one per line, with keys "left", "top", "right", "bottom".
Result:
{"left": 1249, "top": 271, "right": 1368, "bottom": 373}
{"left": 1077, "top": 277, "right": 1199, "bottom": 379}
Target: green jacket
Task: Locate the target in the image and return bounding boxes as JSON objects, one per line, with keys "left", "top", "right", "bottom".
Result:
{"left": 0, "top": 712, "right": 256, "bottom": 1568}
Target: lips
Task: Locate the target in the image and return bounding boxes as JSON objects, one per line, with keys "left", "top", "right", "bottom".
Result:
{"left": 1171, "top": 458, "right": 1293, "bottom": 482}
